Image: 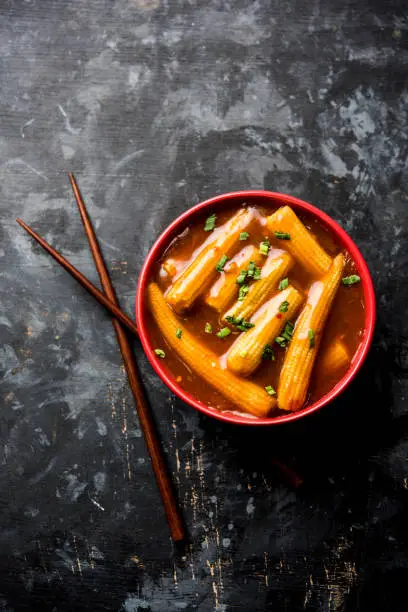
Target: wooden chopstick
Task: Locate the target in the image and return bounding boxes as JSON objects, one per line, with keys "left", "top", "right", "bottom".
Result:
{"left": 67, "top": 172, "right": 185, "bottom": 543}
{"left": 16, "top": 182, "right": 185, "bottom": 543}
{"left": 16, "top": 218, "right": 139, "bottom": 338}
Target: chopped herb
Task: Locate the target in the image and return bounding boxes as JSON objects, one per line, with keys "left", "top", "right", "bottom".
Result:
{"left": 247, "top": 260, "right": 262, "bottom": 280}
{"left": 236, "top": 320, "right": 255, "bottom": 332}
{"left": 265, "top": 385, "right": 277, "bottom": 396}
{"left": 236, "top": 269, "right": 248, "bottom": 285}
{"left": 253, "top": 266, "right": 262, "bottom": 280}
{"left": 205, "top": 322, "right": 212, "bottom": 334}
{"left": 247, "top": 261, "right": 256, "bottom": 277}
{"left": 262, "top": 344, "right": 275, "bottom": 361}
{"left": 238, "top": 284, "right": 249, "bottom": 301}
{"left": 216, "top": 254, "right": 228, "bottom": 272}
{"left": 175, "top": 328, "right": 182, "bottom": 339}
{"left": 278, "top": 300, "right": 289, "bottom": 313}
{"left": 239, "top": 231, "right": 249, "bottom": 241}
{"left": 225, "top": 315, "right": 254, "bottom": 331}
{"left": 308, "top": 329, "right": 315, "bottom": 348}
{"left": 282, "top": 321, "right": 294, "bottom": 342}
{"left": 275, "top": 336, "right": 287, "bottom": 348}
{"left": 259, "top": 238, "right": 270, "bottom": 256}
{"left": 342, "top": 274, "right": 361, "bottom": 286}
{"left": 204, "top": 213, "right": 216, "bottom": 231}
{"left": 154, "top": 349, "right": 166, "bottom": 358}
{"left": 279, "top": 277, "right": 289, "bottom": 291}
{"left": 274, "top": 231, "right": 291, "bottom": 240}
{"left": 217, "top": 327, "right": 231, "bottom": 338}
{"left": 225, "top": 315, "right": 239, "bottom": 325}
{"left": 239, "top": 349, "right": 248, "bottom": 358}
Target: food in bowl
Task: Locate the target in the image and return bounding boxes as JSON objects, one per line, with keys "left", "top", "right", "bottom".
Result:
{"left": 144, "top": 202, "right": 365, "bottom": 418}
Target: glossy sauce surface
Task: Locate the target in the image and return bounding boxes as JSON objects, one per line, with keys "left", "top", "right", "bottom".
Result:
{"left": 146, "top": 204, "right": 365, "bottom": 415}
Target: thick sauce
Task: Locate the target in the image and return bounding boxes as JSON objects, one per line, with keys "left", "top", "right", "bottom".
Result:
{"left": 146, "top": 204, "right": 365, "bottom": 415}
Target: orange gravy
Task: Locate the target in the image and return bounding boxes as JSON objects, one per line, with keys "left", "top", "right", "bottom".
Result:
{"left": 145, "top": 204, "right": 365, "bottom": 415}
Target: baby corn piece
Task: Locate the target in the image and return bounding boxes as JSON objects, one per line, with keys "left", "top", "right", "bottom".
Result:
{"left": 227, "top": 285, "right": 304, "bottom": 377}
{"left": 267, "top": 206, "right": 332, "bottom": 278}
{"left": 223, "top": 250, "right": 293, "bottom": 324}
{"left": 148, "top": 283, "right": 276, "bottom": 417}
{"left": 166, "top": 208, "right": 255, "bottom": 313}
{"left": 205, "top": 246, "right": 263, "bottom": 313}
{"left": 321, "top": 338, "right": 350, "bottom": 375}
{"left": 278, "top": 253, "right": 344, "bottom": 411}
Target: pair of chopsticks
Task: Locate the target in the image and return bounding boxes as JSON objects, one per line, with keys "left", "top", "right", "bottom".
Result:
{"left": 17, "top": 174, "right": 184, "bottom": 543}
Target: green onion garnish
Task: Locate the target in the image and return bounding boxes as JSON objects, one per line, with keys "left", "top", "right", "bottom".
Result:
{"left": 275, "top": 336, "right": 287, "bottom": 348}
{"left": 205, "top": 322, "right": 212, "bottom": 334}
{"left": 239, "top": 231, "right": 249, "bottom": 241}
{"left": 216, "top": 254, "right": 228, "bottom": 272}
{"left": 154, "top": 349, "right": 166, "bottom": 358}
{"left": 259, "top": 238, "right": 270, "bottom": 256}
{"left": 236, "top": 269, "right": 247, "bottom": 285}
{"left": 238, "top": 284, "right": 249, "bottom": 301}
{"left": 175, "top": 328, "right": 182, "bottom": 339}
{"left": 281, "top": 321, "right": 294, "bottom": 342}
{"left": 278, "top": 277, "right": 289, "bottom": 291}
{"left": 236, "top": 320, "right": 255, "bottom": 332}
{"left": 262, "top": 344, "right": 275, "bottom": 361}
{"left": 342, "top": 275, "right": 361, "bottom": 286}
{"left": 247, "top": 261, "right": 256, "bottom": 277}
{"left": 253, "top": 266, "right": 262, "bottom": 280}
{"left": 308, "top": 329, "right": 315, "bottom": 348}
{"left": 204, "top": 214, "right": 216, "bottom": 231}
{"left": 265, "top": 385, "right": 277, "bottom": 396}
{"left": 217, "top": 327, "right": 231, "bottom": 338}
{"left": 274, "top": 231, "right": 291, "bottom": 240}
{"left": 278, "top": 300, "right": 289, "bottom": 313}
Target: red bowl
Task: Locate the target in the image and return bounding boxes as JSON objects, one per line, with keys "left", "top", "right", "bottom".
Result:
{"left": 135, "top": 191, "right": 376, "bottom": 426}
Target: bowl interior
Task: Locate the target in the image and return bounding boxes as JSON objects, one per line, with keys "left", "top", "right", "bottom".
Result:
{"left": 136, "top": 191, "right": 376, "bottom": 426}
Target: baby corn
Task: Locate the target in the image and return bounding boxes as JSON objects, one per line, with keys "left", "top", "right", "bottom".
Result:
{"left": 278, "top": 253, "right": 345, "bottom": 411}
{"left": 166, "top": 208, "right": 255, "bottom": 313}
{"left": 267, "top": 206, "right": 332, "bottom": 278}
{"left": 148, "top": 283, "right": 276, "bottom": 417}
{"left": 321, "top": 338, "right": 350, "bottom": 375}
{"left": 223, "top": 251, "right": 293, "bottom": 324}
{"left": 205, "top": 246, "right": 263, "bottom": 313}
{"left": 227, "top": 285, "right": 304, "bottom": 377}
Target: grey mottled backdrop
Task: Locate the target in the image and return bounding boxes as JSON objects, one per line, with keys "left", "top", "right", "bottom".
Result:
{"left": 1, "top": 0, "right": 408, "bottom": 610}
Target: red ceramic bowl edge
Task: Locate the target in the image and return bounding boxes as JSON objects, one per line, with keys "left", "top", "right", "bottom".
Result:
{"left": 136, "top": 190, "right": 376, "bottom": 426}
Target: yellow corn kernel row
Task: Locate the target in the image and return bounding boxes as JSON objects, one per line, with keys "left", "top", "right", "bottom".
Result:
{"left": 166, "top": 208, "right": 255, "bottom": 313}
{"left": 148, "top": 283, "right": 276, "bottom": 417}
{"left": 321, "top": 338, "right": 350, "bottom": 375}
{"left": 277, "top": 253, "right": 345, "bottom": 411}
{"left": 227, "top": 285, "right": 304, "bottom": 377}
{"left": 205, "top": 245, "right": 264, "bottom": 313}
{"left": 223, "top": 250, "right": 293, "bottom": 324}
{"left": 266, "top": 206, "right": 332, "bottom": 278}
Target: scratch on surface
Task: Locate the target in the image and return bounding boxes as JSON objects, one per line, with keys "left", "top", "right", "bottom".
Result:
{"left": 113, "top": 149, "right": 145, "bottom": 173}
{"left": 170, "top": 401, "right": 180, "bottom": 486}
{"left": 264, "top": 552, "right": 269, "bottom": 587}
{"left": 121, "top": 397, "right": 132, "bottom": 481}
{"left": 73, "top": 536, "right": 83, "bottom": 576}
{"left": 20, "top": 118, "right": 35, "bottom": 138}
{"left": 3, "top": 158, "right": 48, "bottom": 181}
{"left": 90, "top": 497, "right": 105, "bottom": 512}
{"left": 58, "top": 104, "right": 81, "bottom": 134}
{"left": 108, "top": 383, "right": 117, "bottom": 419}
{"left": 173, "top": 561, "right": 178, "bottom": 587}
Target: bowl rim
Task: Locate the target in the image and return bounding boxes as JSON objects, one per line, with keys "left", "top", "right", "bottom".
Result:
{"left": 135, "top": 190, "right": 376, "bottom": 426}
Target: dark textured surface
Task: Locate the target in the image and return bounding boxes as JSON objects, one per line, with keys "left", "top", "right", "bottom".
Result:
{"left": 1, "top": 0, "right": 408, "bottom": 610}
